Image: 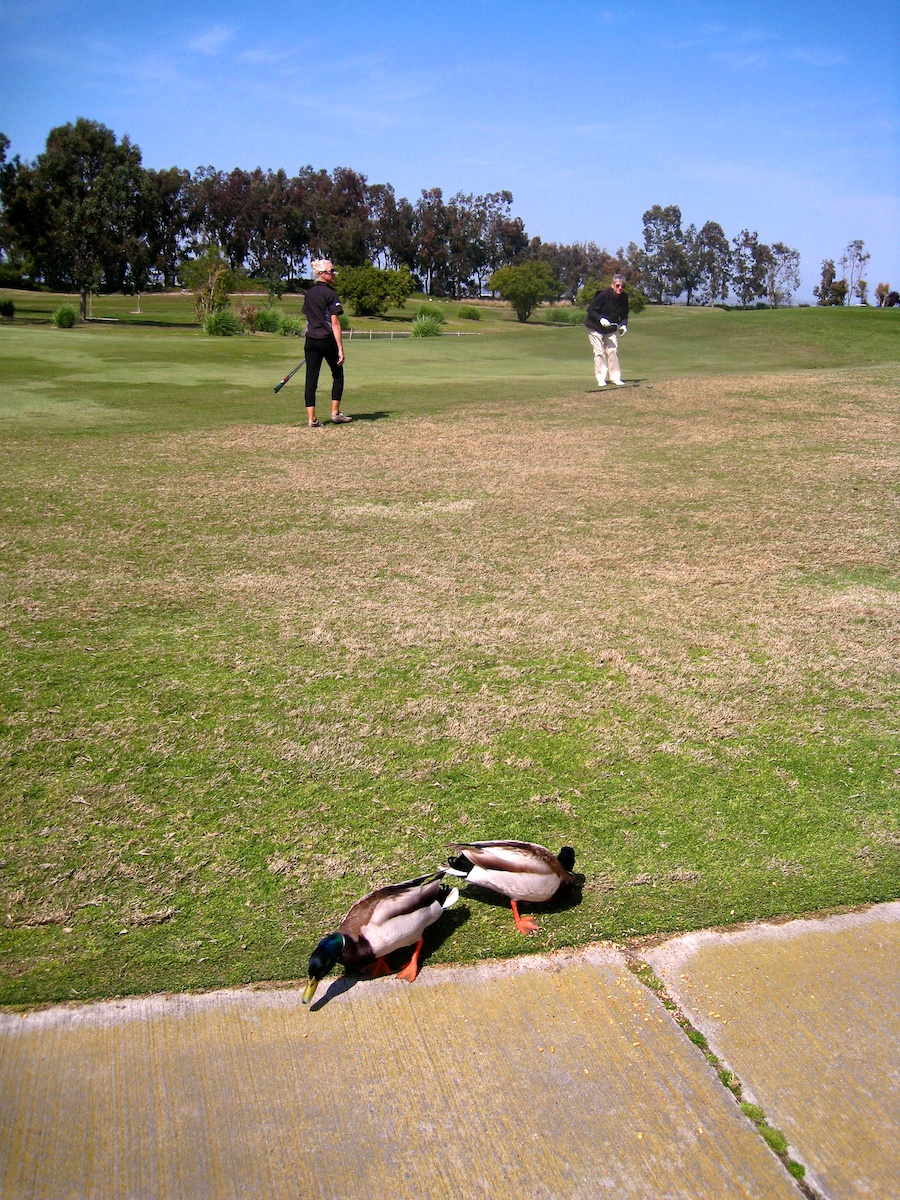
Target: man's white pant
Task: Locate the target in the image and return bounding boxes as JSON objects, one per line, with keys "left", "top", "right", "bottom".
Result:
{"left": 588, "top": 329, "right": 621, "bottom": 385}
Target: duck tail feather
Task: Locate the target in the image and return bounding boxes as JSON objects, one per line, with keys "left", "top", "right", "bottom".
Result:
{"left": 444, "top": 855, "right": 472, "bottom": 876}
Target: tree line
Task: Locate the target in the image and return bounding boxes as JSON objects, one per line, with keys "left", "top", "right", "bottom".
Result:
{"left": 0, "top": 118, "right": 882, "bottom": 320}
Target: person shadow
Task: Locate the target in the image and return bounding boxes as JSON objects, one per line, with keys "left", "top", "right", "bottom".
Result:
{"left": 586, "top": 379, "right": 652, "bottom": 391}
{"left": 338, "top": 410, "right": 392, "bottom": 422}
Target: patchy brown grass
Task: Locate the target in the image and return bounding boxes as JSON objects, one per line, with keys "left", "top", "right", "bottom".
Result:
{"left": 2, "top": 366, "right": 898, "bottom": 1001}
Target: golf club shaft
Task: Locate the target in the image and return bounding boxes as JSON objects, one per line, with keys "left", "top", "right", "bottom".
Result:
{"left": 273, "top": 357, "right": 306, "bottom": 393}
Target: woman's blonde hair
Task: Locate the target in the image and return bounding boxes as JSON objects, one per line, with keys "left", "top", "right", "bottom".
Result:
{"left": 311, "top": 259, "right": 334, "bottom": 280}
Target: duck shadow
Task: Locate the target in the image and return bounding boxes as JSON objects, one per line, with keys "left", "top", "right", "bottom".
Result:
{"left": 457, "top": 876, "right": 585, "bottom": 919}
{"left": 308, "top": 904, "right": 471, "bottom": 1011}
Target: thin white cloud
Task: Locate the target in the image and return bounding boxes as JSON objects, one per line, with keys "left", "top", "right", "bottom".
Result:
{"left": 186, "top": 24, "right": 236, "bottom": 57}
{"left": 711, "top": 50, "right": 768, "bottom": 69}
{"left": 787, "top": 46, "right": 848, "bottom": 67}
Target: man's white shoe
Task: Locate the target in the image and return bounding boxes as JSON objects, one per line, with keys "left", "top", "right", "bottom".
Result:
{"left": 596, "top": 379, "right": 608, "bottom": 387}
{"left": 611, "top": 378, "right": 625, "bottom": 387}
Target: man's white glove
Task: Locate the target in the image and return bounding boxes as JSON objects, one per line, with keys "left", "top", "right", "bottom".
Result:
{"left": 619, "top": 324, "right": 627, "bottom": 335}
{"left": 599, "top": 317, "right": 611, "bottom": 327}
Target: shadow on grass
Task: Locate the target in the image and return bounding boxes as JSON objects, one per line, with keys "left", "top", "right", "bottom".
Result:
{"left": 454, "top": 877, "right": 585, "bottom": 925}
{"left": 585, "top": 379, "right": 654, "bottom": 392}
{"left": 339, "top": 410, "right": 393, "bottom": 423}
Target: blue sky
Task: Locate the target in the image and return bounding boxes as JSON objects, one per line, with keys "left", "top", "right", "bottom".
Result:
{"left": 2, "top": 0, "right": 898, "bottom": 300}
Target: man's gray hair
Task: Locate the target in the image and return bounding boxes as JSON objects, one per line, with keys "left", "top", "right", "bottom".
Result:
{"left": 612, "top": 273, "right": 626, "bottom": 284}
{"left": 311, "top": 259, "right": 334, "bottom": 280}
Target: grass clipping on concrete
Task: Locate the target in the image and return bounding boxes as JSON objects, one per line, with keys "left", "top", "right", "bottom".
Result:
{"left": 1, "top": 366, "right": 898, "bottom": 1004}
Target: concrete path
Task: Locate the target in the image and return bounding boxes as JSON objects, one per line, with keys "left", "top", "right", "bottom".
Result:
{"left": 645, "top": 900, "right": 900, "bottom": 1200}
{"left": 1, "top": 901, "right": 897, "bottom": 1200}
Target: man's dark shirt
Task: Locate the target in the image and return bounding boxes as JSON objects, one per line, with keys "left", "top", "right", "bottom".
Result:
{"left": 585, "top": 286, "right": 629, "bottom": 333}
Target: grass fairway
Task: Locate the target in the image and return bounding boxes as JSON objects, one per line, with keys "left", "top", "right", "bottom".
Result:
{"left": 1, "top": 299, "right": 898, "bottom": 1006}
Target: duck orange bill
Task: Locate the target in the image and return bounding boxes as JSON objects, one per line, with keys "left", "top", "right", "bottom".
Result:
{"left": 302, "top": 978, "right": 320, "bottom": 1005}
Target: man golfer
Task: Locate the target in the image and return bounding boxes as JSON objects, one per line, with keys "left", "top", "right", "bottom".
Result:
{"left": 585, "top": 274, "right": 629, "bottom": 387}
{"left": 302, "top": 259, "right": 351, "bottom": 427}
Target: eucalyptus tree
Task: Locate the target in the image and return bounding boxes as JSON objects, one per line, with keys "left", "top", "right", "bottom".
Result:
{"left": 446, "top": 192, "right": 486, "bottom": 297}
{"left": 730, "top": 229, "right": 773, "bottom": 306}
{"left": 1, "top": 118, "right": 146, "bottom": 318}
{"left": 841, "top": 239, "right": 870, "bottom": 304}
{"left": 144, "top": 166, "right": 191, "bottom": 287}
{"left": 638, "top": 204, "right": 687, "bottom": 303}
{"left": 765, "top": 242, "right": 801, "bottom": 308}
{"left": 415, "top": 187, "right": 450, "bottom": 294}
{"left": 307, "top": 166, "right": 370, "bottom": 266}
{"left": 814, "top": 259, "right": 848, "bottom": 306}
{"left": 679, "top": 221, "right": 732, "bottom": 306}
{"left": 187, "top": 166, "right": 252, "bottom": 270}
{"left": 481, "top": 191, "right": 528, "bottom": 285}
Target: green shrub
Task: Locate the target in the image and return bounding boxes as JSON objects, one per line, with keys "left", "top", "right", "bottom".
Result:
{"left": 181, "top": 247, "right": 235, "bottom": 319}
{"left": 336, "top": 263, "right": 415, "bottom": 316}
{"left": 52, "top": 304, "right": 78, "bottom": 328}
{"left": 457, "top": 305, "right": 481, "bottom": 320}
{"left": 416, "top": 303, "right": 445, "bottom": 323}
{"left": 0, "top": 299, "right": 14, "bottom": 319}
{"left": 488, "top": 262, "right": 562, "bottom": 322}
{"left": 338, "top": 312, "right": 350, "bottom": 331}
{"left": 237, "top": 303, "right": 258, "bottom": 332}
{"left": 544, "top": 306, "right": 586, "bottom": 325}
{"left": 410, "top": 314, "right": 443, "bottom": 337}
{"left": 279, "top": 314, "right": 302, "bottom": 336}
{"left": 254, "top": 307, "right": 282, "bottom": 333}
{"left": 202, "top": 308, "right": 243, "bottom": 337}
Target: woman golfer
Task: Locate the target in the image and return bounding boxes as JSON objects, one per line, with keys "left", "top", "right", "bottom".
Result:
{"left": 302, "top": 260, "right": 351, "bottom": 427}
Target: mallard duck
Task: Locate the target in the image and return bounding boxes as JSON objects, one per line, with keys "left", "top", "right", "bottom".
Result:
{"left": 302, "top": 871, "right": 459, "bottom": 1004}
{"left": 444, "top": 840, "right": 576, "bottom": 934}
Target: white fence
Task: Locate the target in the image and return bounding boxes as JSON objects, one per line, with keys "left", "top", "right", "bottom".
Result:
{"left": 345, "top": 329, "right": 481, "bottom": 339}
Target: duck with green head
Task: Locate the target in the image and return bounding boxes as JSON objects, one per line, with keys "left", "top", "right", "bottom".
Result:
{"left": 302, "top": 870, "right": 459, "bottom": 1004}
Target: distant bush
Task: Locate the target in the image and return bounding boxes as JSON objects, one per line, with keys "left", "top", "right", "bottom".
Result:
{"left": 411, "top": 314, "right": 443, "bottom": 337}
{"left": 338, "top": 312, "right": 350, "bottom": 331}
{"left": 254, "top": 307, "right": 282, "bottom": 333}
{"left": 0, "top": 299, "right": 14, "bottom": 319}
{"left": 203, "top": 308, "right": 243, "bottom": 336}
{"left": 180, "top": 247, "right": 235, "bottom": 320}
{"left": 279, "top": 314, "right": 302, "bottom": 336}
{"left": 336, "top": 263, "right": 415, "bottom": 316}
{"left": 456, "top": 305, "right": 480, "bottom": 320}
{"left": 237, "top": 302, "right": 259, "bottom": 332}
{"left": 416, "top": 303, "right": 445, "bottom": 323}
{"left": 52, "top": 304, "right": 77, "bottom": 328}
{"left": 544, "top": 306, "right": 586, "bottom": 325}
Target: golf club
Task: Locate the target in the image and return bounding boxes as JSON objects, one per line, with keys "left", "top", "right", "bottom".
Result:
{"left": 273, "top": 358, "right": 305, "bottom": 394}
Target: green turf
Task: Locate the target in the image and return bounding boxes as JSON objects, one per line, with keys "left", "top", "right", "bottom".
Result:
{"left": 1, "top": 296, "right": 897, "bottom": 1006}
